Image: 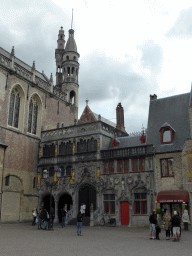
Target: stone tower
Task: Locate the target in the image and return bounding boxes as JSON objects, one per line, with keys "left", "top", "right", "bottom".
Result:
{"left": 116, "top": 102, "right": 125, "bottom": 132}
{"left": 55, "top": 27, "right": 80, "bottom": 120}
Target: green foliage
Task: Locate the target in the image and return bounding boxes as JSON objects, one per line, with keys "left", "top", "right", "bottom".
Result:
{"left": 156, "top": 208, "right": 162, "bottom": 214}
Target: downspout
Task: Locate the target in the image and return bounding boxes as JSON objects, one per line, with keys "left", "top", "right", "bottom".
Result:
{"left": 152, "top": 146, "right": 157, "bottom": 211}
{"left": 0, "top": 145, "right": 7, "bottom": 221}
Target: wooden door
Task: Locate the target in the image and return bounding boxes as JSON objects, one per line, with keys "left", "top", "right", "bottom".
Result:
{"left": 121, "top": 201, "right": 129, "bottom": 225}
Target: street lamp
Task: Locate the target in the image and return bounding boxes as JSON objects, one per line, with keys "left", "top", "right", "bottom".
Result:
{"left": 41, "top": 167, "right": 61, "bottom": 230}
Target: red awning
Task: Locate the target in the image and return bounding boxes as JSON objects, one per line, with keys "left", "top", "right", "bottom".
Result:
{"left": 157, "top": 190, "right": 189, "bottom": 203}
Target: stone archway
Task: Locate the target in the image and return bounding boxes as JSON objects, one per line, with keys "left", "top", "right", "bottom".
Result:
{"left": 41, "top": 194, "right": 55, "bottom": 215}
{"left": 78, "top": 183, "right": 96, "bottom": 216}
{"left": 58, "top": 193, "right": 73, "bottom": 222}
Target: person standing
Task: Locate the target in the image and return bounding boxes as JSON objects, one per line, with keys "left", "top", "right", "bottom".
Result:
{"left": 149, "top": 209, "right": 157, "bottom": 240}
{"left": 77, "top": 211, "right": 83, "bottom": 236}
{"left": 170, "top": 211, "right": 181, "bottom": 242}
{"left": 38, "top": 208, "right": 44, "bottom": 230}
{"left": 182, "top": 209, "right": 189, "bottom": 231}
{"left": 61, "top": 207, "right": 67, "bottom": 228}
{"left": 163, "top": 212, "right": 171, "bottom": 240}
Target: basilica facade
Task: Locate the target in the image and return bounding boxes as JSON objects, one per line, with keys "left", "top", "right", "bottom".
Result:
{"left": 0, "top": 26, "right": 156, "bottom": 226}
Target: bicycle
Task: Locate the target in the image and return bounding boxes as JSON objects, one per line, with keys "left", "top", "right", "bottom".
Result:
{"left": 100, "top": 214, "right": 116, "bottom": 227}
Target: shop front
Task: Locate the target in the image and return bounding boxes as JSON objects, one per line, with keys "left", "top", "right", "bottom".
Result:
{"left": 157, "top": 190, "right": 189, "bottom": 216}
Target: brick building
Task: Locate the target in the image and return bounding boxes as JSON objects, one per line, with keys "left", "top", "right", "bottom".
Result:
{"left": 0, "top": 27, "right": 78, "bottom": 222}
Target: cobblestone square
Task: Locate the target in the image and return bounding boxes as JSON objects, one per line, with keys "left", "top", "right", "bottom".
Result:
{"left": 0, "top": 223, "right": 192, "bottom": 256}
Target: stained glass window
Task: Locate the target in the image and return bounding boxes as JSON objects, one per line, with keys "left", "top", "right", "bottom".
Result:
{"left": 8, "top": 88, "right": 20, "bottom": 128}
{"left": 28, "top": 96, "right": 38, "bottom": 134}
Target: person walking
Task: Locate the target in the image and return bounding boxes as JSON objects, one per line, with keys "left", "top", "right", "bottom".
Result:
{"left": 32, "top": 206, "right": 38, "bottom": 226}
{"left": 77, "top": 211, "right": 83, "bottom": 236}
{"left": 170, "top": 211, "right": 181, "bottom": 242}
{"left": 163, "top": 211, "right": 171, "bottom": 240}
{"left": 149, "top": 209, "right": 157, "bottom": 240}
{"left": 43, "top": 208, "right": 48, "bottom": 230}
{"left": 38, "top": 208, "right": 44, "bottom": 230}
{"left": 182, "top": 209, "right": 189, "bottom": 231}
{"left": 61, "top": 206, "right": 67, "bottom": 228}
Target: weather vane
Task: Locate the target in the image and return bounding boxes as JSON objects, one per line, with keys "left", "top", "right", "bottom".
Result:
{"left": 71, "top": 8, "right": 74, "bottom": 29}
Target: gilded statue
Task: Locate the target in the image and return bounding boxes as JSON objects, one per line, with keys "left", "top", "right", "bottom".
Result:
{"left": 55, "top": 145, "right": 58, "bottom": 156}
{"left": 73, "top": 142, "right": 75, "bottom": 154}
{"left": 97, "top": 167, "right": 100, "bottom": 180}
{"left": 38, "top": 147, "right": 41, "bottom": 158}
{"left": 70, "top": 169, "right": 75, "bottom": 184}
{"left": 37, "top": 174, "right": 40, "bottom": 184}
{"left": 97, "top": 139, "right": 100, "bottom": 151}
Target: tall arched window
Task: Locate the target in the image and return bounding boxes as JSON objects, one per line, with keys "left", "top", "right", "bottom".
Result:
{"left": 28, "top": 95, "right": 39, "bottom": 134}
{"left": 8, "top": 88, "right": 20, "bottom": 128}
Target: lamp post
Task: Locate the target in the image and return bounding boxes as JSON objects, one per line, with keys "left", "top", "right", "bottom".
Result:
{"left": 42, "top": 167, "right": 61, "bottom": 230}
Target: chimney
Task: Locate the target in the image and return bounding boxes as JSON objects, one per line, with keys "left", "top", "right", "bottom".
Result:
{"left": 150, "top": 94, "right": 157, "bottom": 100}
{"left": 116, "top": 102, "right": 125, "bottom": 132}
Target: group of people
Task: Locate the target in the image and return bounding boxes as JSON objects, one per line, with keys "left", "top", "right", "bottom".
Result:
{"left": 32, "top": 204, "right": 85, "bottom": 235}
{"left": 149, "top": 209, "right": 190, "bottom": 242}
{"left": 32, "top": 206, "right": 55, "bottom": 230}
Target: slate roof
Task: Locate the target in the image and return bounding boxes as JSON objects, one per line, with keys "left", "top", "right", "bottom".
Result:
{"left": 113, "top": 135, "right": 143, "bottom": 148}
{"left": 65, "top": 29, "right": 77, "bottom": 52}
{"left": 93, "top": 112, "right": 116, "bottom": 128}
{"left": 146, "top": 93, "right": 191, "bottom": 153}
{"left": 0, "top": 47, "right": 49, "bottom": 82}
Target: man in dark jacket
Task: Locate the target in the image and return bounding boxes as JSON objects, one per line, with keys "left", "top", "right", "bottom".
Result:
{"left": 170, "top": 211, "right": 181, "bottom": 242}
{"left": 149, "top": 209, "right": 157, "bottom": 239}
{"left": 38, "top": 208, "right": 44, "bottom": 230}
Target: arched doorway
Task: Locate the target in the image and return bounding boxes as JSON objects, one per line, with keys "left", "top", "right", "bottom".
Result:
{"left": 41, "top": 194, "right": 55, "bottom": 215}
{"left": 79, "top": 184, "right": 96, "bottom": 216}
{"left": 58, "top": 193, "right": 73, "bottom": 222}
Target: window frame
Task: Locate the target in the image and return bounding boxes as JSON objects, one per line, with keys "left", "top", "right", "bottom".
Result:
{"left": 160, "top": 158, "right": 174, "bottom": 177}
{"left": 118, "top": 159, "right": 124, "bottom": 173}
{"left": 133, "top": 159, "right": 139, "bottom": 172}
{"left": 103, "top": 194, "right": 115, "bottom": 215}
{"left": 160, "top": 127, "right": 173, "bottom": 144}
{"left": 134, "top": 193, "right": 147, "bottom": 215}
{"left": 104, "top": 161, "right": 114, "bottom": 174}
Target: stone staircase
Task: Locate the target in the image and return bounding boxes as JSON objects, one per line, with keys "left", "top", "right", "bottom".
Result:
{"left": 67, "top": 216, "right": 90, "bottom": 226}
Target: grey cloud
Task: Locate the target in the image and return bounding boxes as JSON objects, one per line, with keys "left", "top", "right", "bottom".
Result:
{"left": 139, "top": 40, "right": 163, "bottom": 72}
{"left": 166, "top": 7, "right": 192, "bottom": 38}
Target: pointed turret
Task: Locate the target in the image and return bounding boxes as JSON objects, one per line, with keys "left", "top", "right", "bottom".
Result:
{"left": 55, "top": 27, "right": 65, "bottom": 87}
{"left": 65, "top": 29, "right": 77, "bottom": 52}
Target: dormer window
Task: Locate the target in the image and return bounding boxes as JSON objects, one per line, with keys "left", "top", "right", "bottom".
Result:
{"left": 160, "top": 125, "right": 174, "bottom": 144}
{"left": 112, "top": 139, "right": 118, "bottom": 147}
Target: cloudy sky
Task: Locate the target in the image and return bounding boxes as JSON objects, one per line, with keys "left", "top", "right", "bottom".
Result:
{"left": 1, "top": 0, "right": 192, "bottom": 133}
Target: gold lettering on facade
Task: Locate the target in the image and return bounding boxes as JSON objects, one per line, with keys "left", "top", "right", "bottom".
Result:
{"left": 39, "top": 147, "right": 41, "bottom": 158}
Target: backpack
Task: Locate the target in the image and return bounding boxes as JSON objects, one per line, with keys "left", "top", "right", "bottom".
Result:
{"left": 183, "top": 214, "right": 188, "bottom": 220}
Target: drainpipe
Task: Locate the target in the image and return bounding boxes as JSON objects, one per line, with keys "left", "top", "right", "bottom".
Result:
{"left": 152, "top": 146, "right": 157, "bottom": 211}
{"left": 0, "top": 145, "right": 7, "bottom": 221}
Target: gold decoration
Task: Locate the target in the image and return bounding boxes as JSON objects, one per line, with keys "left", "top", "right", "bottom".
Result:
{"left": 53, "top": 172, "right": 57, "bottom": 182}
{"left": 37, "top": 174, "right": 40, "bottom": 184}
{"left": 38, "top": 148, "right": 41, "bottom": 158}
{"left": 70, "top": 169, "right": 75, "bottom": 184}
{"left": 40, "top": 180, "right": 43, "bottom": 186}
{"left": 57, "top": 180, "right": 60, "bottom": 185}
{"left": 73, "top": 142, "right": 75, "bottom": 154}
{"left": 97, "top": 167, "right": 100, "bottom": 180}
{"left": 55, "top": 145, "right": 58, "bottom": 156}
{"left": 97, "top": 139, "right": 100, "bottom": 151}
